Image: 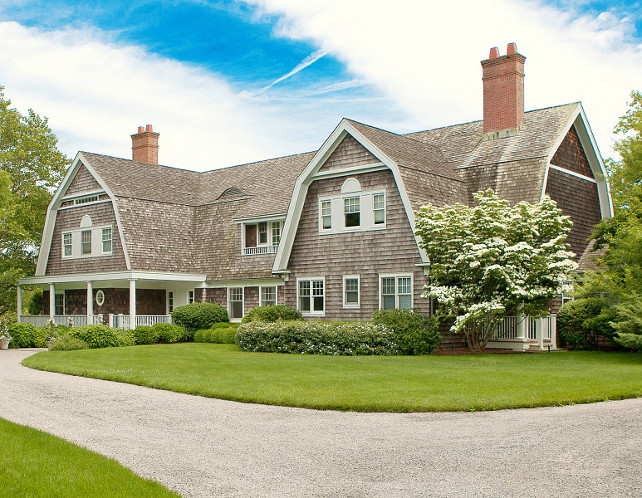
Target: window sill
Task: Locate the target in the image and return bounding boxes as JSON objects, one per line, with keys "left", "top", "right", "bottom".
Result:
{"left": 319, "top": 225, "right": 386, "bottom": 236}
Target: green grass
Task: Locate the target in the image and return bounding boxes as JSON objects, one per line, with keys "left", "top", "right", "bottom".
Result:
{"left": 23, "top": 344, "right": 642, "bottom": 412}
{"left": 0, "top": 417, "right": 178, "bottom": 497}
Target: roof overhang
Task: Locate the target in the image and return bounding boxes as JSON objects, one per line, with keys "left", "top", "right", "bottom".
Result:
{"left": 20, "top": 270, "right": 207, "bottom": 286}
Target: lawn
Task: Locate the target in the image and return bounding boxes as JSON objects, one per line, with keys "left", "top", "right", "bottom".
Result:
{"left": 0, "top": 417, "right": 178, "bottom": 497}
{"left": 23, "top": 344, "right": 642, "bottom": 412}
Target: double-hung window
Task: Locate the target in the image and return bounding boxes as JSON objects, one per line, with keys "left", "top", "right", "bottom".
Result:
{"left": 168, "top": 291, "right": 174, "bottom": 313}
{"left": 102, "top": 227, "right": 112, "bottom": 253}
{"left": 373, "top": 194, "right": 385, "bottom": 224}
{"left": 298, "top": 278, "right": 324, "bottom": 315}
{"left": 321, "top": 200, "right": 332, "bottom": 230}
{"left": 260, "top": 286, "right": 277, "bottom": 306}
{"left": 271, "top": 222, "right": 282, "bottom": 246}
{"left": 63, "top": 233, "right": 72, "bottom": 257}
{"left": 229, "top": 287, "right": 244, "bottom": 320}
{"left": 81, "top": 230, "right": 92, "bottom": 255}
{"left": 54, "top": 294, "right": 65, "bottom": 315}
{"left": 380, "top": 274, "right": 412, "bottom": 310}
{"left": 344, "top": 197, "right": 360, "bottom": 227}
{"left": 343, "top": 276, "right": 360, "bottom": 308}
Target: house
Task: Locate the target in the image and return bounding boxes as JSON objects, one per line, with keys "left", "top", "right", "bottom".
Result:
{"left": 18, "top": 43, "right": 612, "bottom": 350}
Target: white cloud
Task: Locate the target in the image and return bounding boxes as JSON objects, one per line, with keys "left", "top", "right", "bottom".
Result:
{"left": 245, "top": 0, "right": 642, "bottom": 158}
{"left": 0, "top": 21, "right": 304, "bottom": 170}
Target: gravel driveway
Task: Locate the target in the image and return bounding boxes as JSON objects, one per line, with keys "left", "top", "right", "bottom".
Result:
{"left": 1, "top": 348, "right": 640, "bottom": 497}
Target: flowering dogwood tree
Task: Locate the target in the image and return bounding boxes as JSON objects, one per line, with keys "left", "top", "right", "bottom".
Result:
{"left": 415, "top": 189, "right": 577, "bottom": 351}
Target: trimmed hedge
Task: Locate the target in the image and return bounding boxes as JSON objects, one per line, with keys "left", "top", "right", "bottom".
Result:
{"left": 151, "top": 323, "right": 185, "bottom": 344}
{"left": 236, "top": 320, "right": 400, "bottom": 355}
{"left": 194, "top": 324, "right": 238, "bottom": 344}
{"left": 171, "top": 303, "right": 228, "bottom": 330}
{"left": 371, "top": 309, "right": 441, "bottom": 354}
{"left": 49, "top": 335, "right": 89, "bottom": 351}
{"left": 69, "top": 325, "right": 134, "bottom": 349}
{"left": 241, "top": 305, "right": 302, "bottom": 323}
{"left": 7, "top": 323, "right": 48, "bottom": 348}
{"left": 132, "top": 326, "right": 159, "bottom": 345}
{"left": 558, "top": 298, "right": 617, "bottom": 349}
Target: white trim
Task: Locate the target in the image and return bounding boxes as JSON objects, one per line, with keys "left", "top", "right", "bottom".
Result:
{"left": 273, "top": 120, "right": 428, "bottom": 273}
{"left": 296, "top": 276, "right": 325, "bottom": 317}
{"left": 259, "top": 285, "right": 278, "bottom": 306}
{"left": 206, "top": 278, "right": 284, "bottom": 288}
{"left": 20, "top": 270, "right": 208, "bottom": 285}
{"left": 548, "top": 165, "right": 598, "bottom": 183}
{"left": 58, "top": 198, "right": 111, "bottom": 211}
{"left": 35, "top": 152, "right": 132, "bottom": 276}
{"left": 227, "top": 286, "right": 244, "bottom": 322}
{"left": 342, "top": 275, "right": 360, "bottom": 309}
{"left": 312, "top": 163, "right": 386, "bottom": 179}
{"left": 61, "top": 189, "right": 105, "bottom": 201}
{"left": 318, "top": 187, "right": 386, "bottom": 234}
{"left": 95, "top": 289, "right": 105, "bottom": 307}
{"left": 61, "top": 224, "right": 113, "bottom": 260}
{"left": 234, "top": 214, "right": 286, "bottom": 224}
{"left": 378, "top": 273, "right": 413, "bottom": 310}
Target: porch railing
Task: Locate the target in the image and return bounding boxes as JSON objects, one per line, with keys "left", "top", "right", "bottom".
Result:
{"left": 242, "top": 245, "right": 278, "bottom": 256}
{"left": 489, "top": 314, "right": 557, "bottom": 349}
{"left": 109, "top": 314, "right": 172, "bottom": 329}
{"left": 19, "top": 315, "right": 103, "bottom": 327}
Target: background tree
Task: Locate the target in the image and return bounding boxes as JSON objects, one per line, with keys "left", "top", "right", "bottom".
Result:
{"left": 0, "top": 86, "right": 69, "bottom": 312}
{"left": 577, "top": 90, "right": 642, "bottom": 350}
{"left": 415, "top": 190, "right": 576, "bottom": 351}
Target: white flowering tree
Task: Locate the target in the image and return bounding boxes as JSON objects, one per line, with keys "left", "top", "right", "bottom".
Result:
{"left": 415, "top": 189, "right": 577, "bottom": 351}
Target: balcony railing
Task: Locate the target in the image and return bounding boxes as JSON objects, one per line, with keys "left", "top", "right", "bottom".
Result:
{"left": 242, "top": 245, "right": 278, "bottom": 256}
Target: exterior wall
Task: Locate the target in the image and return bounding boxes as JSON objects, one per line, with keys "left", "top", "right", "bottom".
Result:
{"left": 45, "top": 201, "right": 127, "bottom": 275}
{"left": 65, "top": 165, "right": 102, "bottom": 195}
{"left": 318, "top": 135, "right": 379, "bottom": 173}
{"left": 545, "top": 169, "right": 601, "bottom": 259}
{"left": 284, "top": 169, "right": 429, "bottom": 320}
{"left": 550, "top": 126, "right": 593, "bottom": 178}
{"left": 245, "top": 287, "right": 259, "bottom": 312}
{"left": 43, "top": 288, "right": 166, "bottom": 317}
{"left": 203, "top": 288, "right": 227, "bottom": 307}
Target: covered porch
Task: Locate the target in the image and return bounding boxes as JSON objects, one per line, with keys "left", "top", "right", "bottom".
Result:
{"left": 18, "top": 270, "right": 207, "bottom": 330}
{"left": 486, "top": 314, "right": 558, "bottom": 351}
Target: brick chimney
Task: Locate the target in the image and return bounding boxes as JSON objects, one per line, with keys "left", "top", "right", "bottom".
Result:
{"left": 131, "top": 124, "right": 159, "bottom": 164}
{"left": 481, "top": 43, "right": 526, "bottom": 139}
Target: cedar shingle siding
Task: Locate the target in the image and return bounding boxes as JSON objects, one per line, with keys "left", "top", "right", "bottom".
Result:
{"left": 550, "top": 126, "right": 594, "bottom": 178}
{"left": 319, "top": 135, "right": 379, "bottom": 172}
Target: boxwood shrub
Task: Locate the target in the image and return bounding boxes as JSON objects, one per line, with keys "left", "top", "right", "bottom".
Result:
{"left": 151, "top": 323, "right": 185, "bottom": 343}
{"left": 7, "top": 323, "right": 48, "bottom": 348}
{"left": 236, "top": 320, "right": 400, "bottom": 355}
{"left": 49, "top": 335, "right": 89, "bottom": 351}
{"left": 171, "top": 303, "right": 228, "bottom": 330}
{"left": 132, "top": 326, "right": 159, "bottom": 345}
{"left": 371, "top": 309, "right": 441, "bottom": 354}
{"left": 194, "top": 324, "right": 238, "bottom": 344}
{"left": 241, "top": 305, "right": 302, "bottom": 323}
{"left": 69, "top": 325, "right": 134, "bottom": 349}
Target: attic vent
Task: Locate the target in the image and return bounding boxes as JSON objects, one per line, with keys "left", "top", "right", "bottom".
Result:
{"left": 217, "top": 186, "right": 246, "bottom": 199}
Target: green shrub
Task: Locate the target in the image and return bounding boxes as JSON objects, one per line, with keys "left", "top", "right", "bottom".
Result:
{"left": 48, "top": 335, "right": 89, "bottom": 351}
{"left": 132, "top": 326, "right": 159, "bottom": 345}
{"left": 27, "top": 289, "right": 43, "bottom": 315}
{"left": 372, "top": 309, "right": 441, "bottom": 354}
{"left": 241, "top": 305, "right": 302, "bottom": 323}
{"left": 210, "top": 322, "right": 239, "bottom": 330}
{"left": 69, "top": 325, "right": 126, "bottom": 349}
{"left": 558, "top": 298, "right": 617, "bottom": 349}
{"left": 236, "top": 320, "right": 399, "bottom": 355}
{"left": 114, "top": 329, "right": 135, "bottom": 347}
{"left": 151, "top": 323, "right": 185, "bottom": 344}
{"left": 7, "top": 323, "right": 47, "bottom": 348}
{"left": 171, "top": 303, "right": 228, "bottom": 330}
{"left": 611, "top": 296, "right": 642, "bottom": 351}
{"left": 180, "top": 327, "right": 195, "bottom": 342}
{"left": 194, "top": 326, "right": 237, "bottom": 344}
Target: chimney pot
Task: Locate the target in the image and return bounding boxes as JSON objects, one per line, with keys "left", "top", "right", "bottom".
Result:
{"left": 489, "top": 47, "right": 500, "bottom": 59}
{"left": 507, "top": 42, "right": 517, "bottom": 55}
{"left": 131, "top": 124, "right": 160, "bottom": 164}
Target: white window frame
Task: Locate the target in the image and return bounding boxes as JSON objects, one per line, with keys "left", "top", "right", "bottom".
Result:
{"left": 61, "top": 224, "right": 113, "bottom": 259}
{"left": 188, "top": 290, "right": 194, "bottom": 304}
{"left": 63, "top": 232, "right": 72, "bottom": 257}
{"left": 54, "top": 293, "right": 65, "bottom": 315}
{"left": 95, "top": 290, "right": 105, "bottom": 307}
{"left": 343, "top": 196, "right": 361, "bottom": 228}
{"left": 168, "top": 291, "right": 174, "bottom": 313}
{"left": 81, "top": 229, "right": 92, "bottom": 255}
{"left": 321, "top": 200, "right": 332, "bottom": 230}
{"left": 373, "top": 193, "right": 385, "bottom": 225}
{"left": 342, "top": 275, "right": 360, "bottom": 309}
{"left": 228, "top": 287, "right": 244, "bottom": 321}
{"left": 379, "top": 273, "right": 413, "bottom": 310}
{"left": 74, "top": 194, "right": 100, "bottom": 205}
{"left": 242, "top": 220, "right": 283, "bottom": 255}
{"left": 296, "top": 277, "right": 325, "bottom": 316}
{"left": 259, "top": 286, "right": 278, "bottom": 306}
{"left": 318, "top": 189, "right": 386, "bottom": 235}
{"left": 101, "top": 227, "right": 112, "bottom": 254}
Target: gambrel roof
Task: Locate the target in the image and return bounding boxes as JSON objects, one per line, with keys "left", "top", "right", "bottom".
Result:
{"left": 35, "top": 102, "right": 611, "bottom": 280}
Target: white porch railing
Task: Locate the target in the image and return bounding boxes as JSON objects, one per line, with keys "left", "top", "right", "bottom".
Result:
{"left": 19, "top": 315, "right": 103, "bottom": 327}
{"left": 242, "top": 245, "right": 278, "bottom": 256}
{"left": 487, "top": 314, "right": 557, "bottom": 350}
{"left": 109, "top": 314, "right": 172, "bottom": 329}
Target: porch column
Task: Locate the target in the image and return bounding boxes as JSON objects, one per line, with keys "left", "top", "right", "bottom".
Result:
{"left": 86, "top": 281, "right": 93, "bottom": 324}
{"left": 536, "top": 317, "right": 544, "bottom": 349}
{"left": 16, "top": 285, "right": 22, "bottom": 322}
{"left": 49, "top": 283, "right": 56, "bottom": 320}
{"left": 129, "top": 279, "right": 137, "bottom": 330}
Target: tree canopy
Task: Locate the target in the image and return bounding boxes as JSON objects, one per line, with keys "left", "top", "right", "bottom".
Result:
{"left": 579, "top": 90, "right": 642, "bottom": 351}
{"left": 415, "top": 189, "right": 576, "bottom": 351}
{"left": 0, "top": 86, "right": 69, "bottom": 312}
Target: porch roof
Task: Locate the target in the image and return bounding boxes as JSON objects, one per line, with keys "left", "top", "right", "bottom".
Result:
{"left": 19, "top": 270, "right": 207, "bottom": 286}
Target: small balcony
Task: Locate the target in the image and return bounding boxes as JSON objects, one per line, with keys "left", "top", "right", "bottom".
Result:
{"left": 242, "top": 245, "right": 278, "bottom": 256}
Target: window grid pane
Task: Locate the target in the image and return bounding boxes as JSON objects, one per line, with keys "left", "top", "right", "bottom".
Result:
{"left": 344, "top": 197, "right": 360, "bottom": 213}
{"left": 81, "top": 230, "right": 91, "bottom": 255}
{"left": 261, "top": 286, "right": 277, "bottom": 305}
{"left": 63, "top": 233, "right": 72, "bottom": 256}
{"left": 102, "top": 228, "right": 112, "bottom": 253}
{"left": 271, "top": 222, "right": 281, "bottom": 245}
{"left": 321, "top": 201, "right": 332, "bottom": 229}
{"left": 398, "top": 277, "right": 412, "bottom": 295}
{"left": 374, "top": 194, "right": 385, "bottom": 224}
{"left": 258, "top": 222, "right": 268, "bottom": 245}
{"left": 345, "top": 278, "right": 359, "bottom": 305}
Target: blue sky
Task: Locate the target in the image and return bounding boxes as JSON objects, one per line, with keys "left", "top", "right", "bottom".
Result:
{"left": 0, "top": 0, "right": 640, "bottom": 169}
